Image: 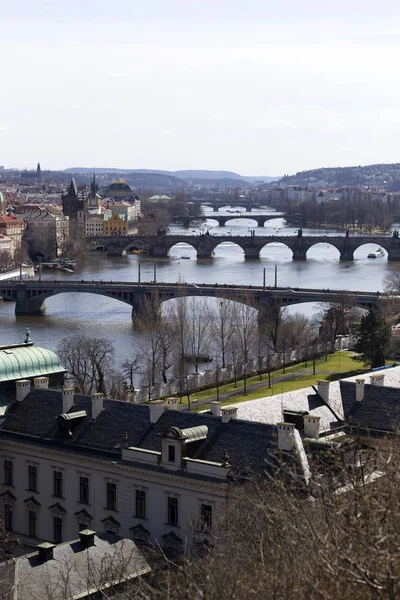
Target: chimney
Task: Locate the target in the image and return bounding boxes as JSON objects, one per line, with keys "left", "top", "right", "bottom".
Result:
{"left": 16, "top": 379, "right": 31, "bottom": 402}
{"left": 37, "top": 542, "right": 56, "bottom": 562}
{"left": 317, "top": 380, "right": 330, "bottom": 403}
{"left": 79, "top": 529, "right": 96, "bottom": 549}
{"left": 303, "top": 414, "right": 320, "bottom": 439}
{"left": 277, "top": 422, "right": 296, "bottom": 451}
{"left": 210, "top": 401, "right": 222, "bottom": 417}
{"left": 370, "top": 373, "right": 385, "bottom": 387}
{"left": 149, "top": 400, "right": 164, "bottom": 423}
{"left": 62, "top": 388, "right": 74, "bottom": 413}
{"left": 91, "top": 393, "right": 104, "bottom": 420}
{"left": 356, "top": 377, "right": 365, "bottom": 401}
{"left": 165, "top": 397, "right": 178, "bottom": 410}
{"left": 33, "top": 376, "right": 49, "bottom": 389}
{"left": 221, "top": 407, "right": 237, "bottom": 424}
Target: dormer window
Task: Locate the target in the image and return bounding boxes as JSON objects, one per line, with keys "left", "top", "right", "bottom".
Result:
{"left": 168, "top": 445, "right": 176, "bottom": 463}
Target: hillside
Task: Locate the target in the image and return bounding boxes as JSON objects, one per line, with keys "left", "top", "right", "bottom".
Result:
{"left": 64, "top": 167, "right": 250, "bottom": 182}
{"left": 278, "top": 163, "right": 400, "bottom": 189}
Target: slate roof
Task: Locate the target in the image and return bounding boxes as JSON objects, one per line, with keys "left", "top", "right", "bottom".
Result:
{"left": 227, "top": 382, "right": 344, "bottom": 433}
{"left": 226, "top": 365, "right": 400, "bottom": 435}
{"left": 0, "top": 533, "right": 150, "bottom": 600}
{"left": 340, "top": 380, "right": 400, "bottom": 434}
{"left": 1, "top": 389, "right": 152, "bottom": 453}
{"left": 0, "top": 390, "right": 303, "bottom": 480}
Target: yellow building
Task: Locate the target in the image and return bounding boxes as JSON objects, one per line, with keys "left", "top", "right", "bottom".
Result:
{"left": 104, "top": 213, "right": 127, "bottom": 236}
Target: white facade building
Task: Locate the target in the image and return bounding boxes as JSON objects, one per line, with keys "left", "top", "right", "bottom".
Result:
{"left": 0, "top": 382, "right": 306, "bottom": 550}
{"left": 85, "top": 213, "right": 104, "bottom": 237}
{"left": 23, "top": 210, "right": 69, "bottom": 257}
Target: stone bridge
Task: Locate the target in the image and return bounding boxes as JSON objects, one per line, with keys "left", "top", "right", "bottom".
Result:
{"left": 171, "top": 212, "right": 285, "bottom": 228}
{"left": 0, "top": 280, "right": 382, "bottom": 316}
{"left": 89, "top": 232, "right": 400, "bottom": 260}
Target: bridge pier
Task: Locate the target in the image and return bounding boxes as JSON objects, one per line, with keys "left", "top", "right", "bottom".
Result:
{"left": 15, "top": 288, "right": 46, "bottom": 315}
{"left": 339, "top": 248, "right": 354, "bottom": 261}
{"left": 292, "top": 249, "right": 307, "bottom": 260}
{"left": 244, "top": 248, "right": 260, "bottom": 259}
{"left": 151, "top": 245, "right": 169, "bottom": 258}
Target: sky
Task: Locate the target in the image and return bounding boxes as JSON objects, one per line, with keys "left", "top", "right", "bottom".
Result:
{"left": 1, "top": 0, "right": 400, "bottom": 176}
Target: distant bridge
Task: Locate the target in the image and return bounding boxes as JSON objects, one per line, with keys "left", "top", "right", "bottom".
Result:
{"left": 0, "top": 279, "right": 382, "bottom": 316}
{"left": 88, "top": 232, "right": 400, "bottom": 260}
{"left": 171, "top": 212, "right": 285, "bottom": 228}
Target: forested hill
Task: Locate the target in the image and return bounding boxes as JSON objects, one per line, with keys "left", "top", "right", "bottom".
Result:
{"left": 278, "top": 163, "right": 400, "bottom": 189}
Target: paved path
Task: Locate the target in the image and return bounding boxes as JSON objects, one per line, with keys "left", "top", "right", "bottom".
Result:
{"left": 177, "top": 364, "right": 330, "bottom": 411}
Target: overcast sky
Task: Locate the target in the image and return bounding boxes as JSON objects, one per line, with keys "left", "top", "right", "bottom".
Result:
{"left": 1, "top": 0, "right": 400, "bottom": 176}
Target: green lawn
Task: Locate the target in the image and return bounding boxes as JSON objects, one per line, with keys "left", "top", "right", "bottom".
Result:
{"left": 179, "top": 352, "right": 376, "bottom": 410}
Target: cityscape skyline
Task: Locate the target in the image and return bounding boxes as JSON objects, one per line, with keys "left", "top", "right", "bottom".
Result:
{"left": 1, "top": 1, "right": 400, "bottom": 175}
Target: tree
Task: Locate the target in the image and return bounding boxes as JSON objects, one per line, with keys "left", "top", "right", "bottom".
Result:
{"left": 353, "top": 308, "right": 392, "bottom": 369}
{"left": 57, "top": 335, "right": 116, "bottom": 394}
{"left": 209, "top": 298, "right": 235, "bottom": 368}
{"left": 317, "top": 296, "right": 359, "bottom": 351}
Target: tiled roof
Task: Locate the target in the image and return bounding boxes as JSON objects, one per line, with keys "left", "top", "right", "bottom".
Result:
{"left": 0, "top": 390, "right": 303, "bottom": 479}
{"left": 340, "top": 380, "right": 400, "bottom": 433}
{"left": 0, "top": 533, "right": 150, "bottom": 600}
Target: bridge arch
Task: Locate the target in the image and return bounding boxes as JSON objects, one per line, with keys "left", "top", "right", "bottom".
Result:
{"left": 212, "top": 240, "right": 246, "bottom": 258}
{"left": 167, "top": 241, "right": 198, "bottom": 258}
{"left": 259, "top": 241, "right": 293, "bottom": 261}
{"left": 353, "top": 242, "right": 388, "bottom": 260}
{"left": 306, "top": 241, "right": 341, "bottom": 260}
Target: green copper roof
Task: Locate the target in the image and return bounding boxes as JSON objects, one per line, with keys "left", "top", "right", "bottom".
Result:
{"left": 0, "top": 344, "right": 66, "bottom": 382}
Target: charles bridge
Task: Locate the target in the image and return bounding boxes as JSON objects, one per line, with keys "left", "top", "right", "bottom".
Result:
{"left": 171, "top": 212, "right": 284, "bottom": 227}
{"left": 89, "top": 231, "right": 400, "bottom": 260}
{"left": 0, "top": 279, "right": 382, "bottom": 316}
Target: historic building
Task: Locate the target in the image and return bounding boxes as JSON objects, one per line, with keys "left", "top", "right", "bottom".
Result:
{"left": 0, "top": 212, "right": 24, "bottom": 258}
{"left": 23, "top": 210, "right": 69, "bottom": 258}
{"left": 0, "top": 332, "right": 66, "bottom": 417}
{"left": 104, "top": 212, "right": 127, "bottom": 235}
{"left": 0, "top": 385, "right": 307, "bottom": 550}
{"left": 106, "top": 180, "right": 133, "bottom": 199}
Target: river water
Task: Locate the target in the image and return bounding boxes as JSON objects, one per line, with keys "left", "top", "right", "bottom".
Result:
{"left": 1, "top": 207, "right": 398, "bottom": 364}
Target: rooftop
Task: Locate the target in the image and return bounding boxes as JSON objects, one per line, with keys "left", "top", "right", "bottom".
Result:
{"left": 0, "top": 532, "right": 150, "bottom": 600}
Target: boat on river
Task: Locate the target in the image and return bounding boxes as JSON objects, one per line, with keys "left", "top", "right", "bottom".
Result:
{"left": 367, "top": 247, "right": 385, "bottom": 259}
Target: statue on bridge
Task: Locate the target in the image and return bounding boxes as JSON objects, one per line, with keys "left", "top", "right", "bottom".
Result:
{"left": 393, "top": 229, "right": 399, "bottom": 238}
{"left": 297, "top": 228, "right": 303, "bottom": 238}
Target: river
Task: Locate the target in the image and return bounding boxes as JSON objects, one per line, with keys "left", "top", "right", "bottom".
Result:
{"left": 1, "top": 207, "right": 399, "bottom": 364}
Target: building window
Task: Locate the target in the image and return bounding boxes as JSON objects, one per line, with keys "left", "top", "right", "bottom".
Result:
{"left": 167, "top": 497, "right": 179, "bottom": 526}
{"left": 168, "top": 445, "right": 176, "bottom": 463}
{"left": 106, "top": 482, "right": 117, "bottom": 511}
{"left": 53, "top": 516, "right": 62, "bottom": 544}
{"left": 4, "top": 505, "right": 13, "bottom": 531}
{"left": 79, "top": 476, "right": 89, "bottom": 504}
{"left": 200, "top": 504, "right": 213, "bottom": 531}
{"left": 28, "top": 465, "right": 38, "bottom": 492}
{"left": 53, "top": 471, "right": 63, "bottom": 498}
{"left": 28, "top": 510, "right": 37, "bottom": 537}
{"left": 78, "top": 521, "right": 87, "bottom": 532}
{"left": 4, "top": 460, "right": 13, "bottom": 486}
{"left": 135, "top": 490, "right": 146, "bottom": 519}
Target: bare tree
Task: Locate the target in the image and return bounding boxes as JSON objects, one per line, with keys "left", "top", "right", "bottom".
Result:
{"left": 209, "top": 297, "right": 235, "bottom": 368}
{"left": 187, "top": 297, "right": 211, "bottom": 373}
{"left": 231, "top": 298, "right": 258, "bottom": 395}
{"left": 57, "top": 335, "right": 115, "bottom": 394}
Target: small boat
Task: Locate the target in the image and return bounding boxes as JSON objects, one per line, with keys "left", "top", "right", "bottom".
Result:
{"left": 368, "top": 247, "right": 385, "bottom": 259}
{"left": 180, "top": 256, "right": 190, "bottom": 259}
{"left": 60, "top": 258, "right": 77, "bottom": 270}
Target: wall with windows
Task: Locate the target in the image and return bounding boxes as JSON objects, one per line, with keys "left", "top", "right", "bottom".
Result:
{"left": 0, "top": 439, "right": 227, "bottom": 549}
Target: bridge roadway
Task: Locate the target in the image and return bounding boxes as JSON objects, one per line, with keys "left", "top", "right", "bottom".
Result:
{"left": 171, "top": 212, "right": 285, "bottom": 227}
{"left": 89, "top": 232, "right": 400, "bottom": 260}
{"left": 0, "top": 279, "right": 381, "bottom": 316}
